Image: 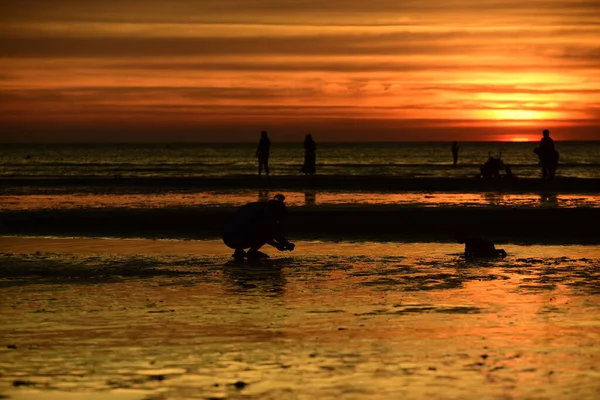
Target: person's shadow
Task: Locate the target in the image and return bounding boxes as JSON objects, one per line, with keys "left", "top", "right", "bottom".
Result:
{"left": 222, "top": 261, "right": 287, "bottom": 297}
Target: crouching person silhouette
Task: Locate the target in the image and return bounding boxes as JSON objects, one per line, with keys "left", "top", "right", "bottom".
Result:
{"left": 222, "top": 194, "right": 295, "bottom": 261}
{"left": 455, "top": 232, "right": 507, "bottom": 259}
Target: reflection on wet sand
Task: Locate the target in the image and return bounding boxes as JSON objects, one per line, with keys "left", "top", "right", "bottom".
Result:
{"left": 540, "top": 193, "right": 559, "bottom": 205}
{"left": 304, "top": 191, "right": 316, "bottom": 206}
{"left": 2, "top": 191, "right": 600, "bottom": 210}
{"left": 0, "top": 240, "right": 599, "bottom": 399}
{"left": 258, "top": 189, "right": 270, "bottom": 203}
{"left": 222, "top": 261, "right": 286, "bottom": 297}
{"left": 482, "top": 192, "right": 506, "bottom": 206}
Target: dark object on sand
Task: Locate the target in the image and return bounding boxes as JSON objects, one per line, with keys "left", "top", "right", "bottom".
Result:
{"left": 455, "top": 232, "right": 507, "bottom": 259}
{"left": 222, "top": 194, "right": 295, "bottom": 260}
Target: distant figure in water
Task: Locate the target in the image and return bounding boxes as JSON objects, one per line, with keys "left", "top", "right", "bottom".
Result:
{"left": 222, "top": 194, "right": 295, "bottom": 261}
{"left": 534, "top": 129, "right": 559, "bottom": 180}
{"left": 256, "top": 130, "right": 271, "bottom": 177}
{"left": 300, "top": 134, "right": 317, "bottom": 176}
{"left": 455, "top": 232, "right": 507, "bottom": 259}
{"left": 451, "top": 141, "right": 460, "bottom": 166}
{"left": 480, "top": 153, "right": 504, "bottom": 179}
{"left": 504, "top": 164, "right": 516, "bottom": 180}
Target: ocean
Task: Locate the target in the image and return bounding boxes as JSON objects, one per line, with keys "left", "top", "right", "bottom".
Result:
{"left": 1, "top": 141, "right": 599, "bottom": 179}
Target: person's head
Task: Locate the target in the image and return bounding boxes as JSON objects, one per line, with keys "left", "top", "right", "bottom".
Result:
{"left": 268, "top": 194, "right": 287, "bottom": 220}
{"left": 542, "top": 129, "right": 550, "bottom": 138}
{"left": 261, "top": 130, "right": 268, "bottom": 138}
{"left": 305, "top": 134, "right": 312, "bottom": 140}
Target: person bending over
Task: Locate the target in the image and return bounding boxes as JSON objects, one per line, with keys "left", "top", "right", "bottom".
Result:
{"left": 455, "top": 232, "right": 507, "bottom": 259}
{"left": 222, "top": 194, "right": 295, "bottom": 260}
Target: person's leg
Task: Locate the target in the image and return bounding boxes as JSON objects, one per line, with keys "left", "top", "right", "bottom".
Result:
{"left": 247, "top": 241, "right": 269, "bottom": 259}
{"left": 549, "top": 164, "right": 557, "bottom": 180}
{"left": 223, "top": 230, "right": 250, "bottom": 260}
{"left": 264, "top": 158, "right": 270, "bottom": 177}
{"left": 232, "top": 248, "right": 247, "bottom": 261}
{"left": 258, "top": 160, "right": 263, "bottom": 176}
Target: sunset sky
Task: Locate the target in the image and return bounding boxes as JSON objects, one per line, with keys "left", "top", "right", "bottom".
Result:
{"left": 1, "top": 0, "right": 599, "bottom": 142}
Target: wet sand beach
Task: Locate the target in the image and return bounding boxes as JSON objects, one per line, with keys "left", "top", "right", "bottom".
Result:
{"left": 1, "top": 171, "right": 599, "bottom": 399}
{"left": 1, "top": 238, "right": 599, "bottom": 400}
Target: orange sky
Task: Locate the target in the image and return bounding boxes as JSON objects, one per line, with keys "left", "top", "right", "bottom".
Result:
{"left": 1, "top": 0, "right": 599, "bottom": 142}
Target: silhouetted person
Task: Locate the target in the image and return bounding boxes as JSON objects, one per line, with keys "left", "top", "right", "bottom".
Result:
{"left": 504, "top": 164, "right": 516, "bottom": 180}
{"left": 222, "top": 194, "right": 295, "bottom": 261}
{"left": 534, "top": 129, "right": 559, "bottom": 180}
{"left": 455, "top": 232, "right": 507, "bottom": 259}
{"left": 300, "top": 134, "right": 316, "bottom": 176}
{"left": 480, "top": 153, "right": 504, "bottom": 179}
{"left": 451, "top": 141, "right": 460, "bottom": 166}
{"left": 256, "top": 130, "right": 271, "bottom": 177}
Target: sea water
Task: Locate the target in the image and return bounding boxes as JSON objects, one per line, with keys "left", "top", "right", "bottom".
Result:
{"left": 1, "top": 141, "right": 599, "bottom": 179}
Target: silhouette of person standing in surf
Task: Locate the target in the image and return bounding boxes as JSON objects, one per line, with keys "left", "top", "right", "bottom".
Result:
{"left": 300, "top": 134, "right": 317, "bottom": 176}
{"left": 256, "top": 130, "right": 271, "bottom": 178}
{"left": 534, "top": 129, "right": 559, "bottom": 180}
{"left": 451, "top": 141, "right": 460, "bottom": 166}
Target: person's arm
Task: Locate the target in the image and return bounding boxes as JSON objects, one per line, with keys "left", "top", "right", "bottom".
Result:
{"left": 266, "top": 237, "right": 295, "bottom": 251}
{"left": 268, "top": 223, "right": 295, "bottom": 251}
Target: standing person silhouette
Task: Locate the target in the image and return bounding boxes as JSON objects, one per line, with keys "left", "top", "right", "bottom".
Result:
{"left": 256, "top": 130, "right": 271, "bottom": 177}
{"left": 534, "top": 129, "right": 559, "bottom": 180}
{"left": 451, "top": 141, "right": 460, "bottom": 166}
{"left": 300, "top": 134, "right": 316, "bottom": 176}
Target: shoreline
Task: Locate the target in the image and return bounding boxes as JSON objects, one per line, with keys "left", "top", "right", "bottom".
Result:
{"left": 2, "top": 206, "right": 598, "bottom": 244}
{"left": 2, "top": 175, "right": 600, "bottom": 193}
